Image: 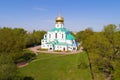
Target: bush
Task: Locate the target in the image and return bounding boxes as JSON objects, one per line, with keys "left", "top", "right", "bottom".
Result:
{"left": 15, "top": 51, "right": 36, "bottom": 63}
{"left": 0, "top": 54, "right": 18, "bottom": 80}
{"left": 23, "top": 76, "right": 34, "bottom": 80}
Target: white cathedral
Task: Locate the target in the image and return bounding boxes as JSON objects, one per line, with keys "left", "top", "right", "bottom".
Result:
{"left": 41, "top": 16, "right": 78, "bottom": 51}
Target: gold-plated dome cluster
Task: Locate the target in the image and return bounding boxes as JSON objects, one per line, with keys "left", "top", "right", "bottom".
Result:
{"left": 56, "top": 16, "right": 64, "bottom": 24}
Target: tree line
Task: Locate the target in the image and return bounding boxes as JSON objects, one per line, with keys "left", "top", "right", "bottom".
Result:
{"left": 0, "top": 27, "right": 46, "bottom": 80}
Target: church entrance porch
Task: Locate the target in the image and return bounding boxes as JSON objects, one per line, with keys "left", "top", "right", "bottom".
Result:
{"left": 72, "top": 47, "right": 77, "bottom": 51}
{"left": 48, "top": 44, "right": 54, "bottom": 51}
{"left": 63, "top": 48, "right": 65, "bottom": 51}
{"left": 48, "top": 47, "right": 53, "bottom": 51}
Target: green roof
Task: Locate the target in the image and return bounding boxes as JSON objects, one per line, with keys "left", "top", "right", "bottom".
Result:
{"left": 49, "top": 27, "right": 75, "bottom": 40}
{"left": 66, "top": 33, "right": 75, "bottom": 40}
{"left": 49, "top": 28, "right": 69, "bottom": 32}
{"left": 47, "top": 40, "right": 69, "bottom": 46}
{"left": 47, "top": 39, "right": 58, "bottom": 45}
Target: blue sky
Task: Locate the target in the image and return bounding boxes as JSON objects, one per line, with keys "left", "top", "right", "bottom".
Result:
{"left": 0, "top": 0, "right": 120, "bottom": 32}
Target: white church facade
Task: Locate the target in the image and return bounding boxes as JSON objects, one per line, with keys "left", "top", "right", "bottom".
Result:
{"left": 41, "top": 16, "right": 78, "bottom": 51}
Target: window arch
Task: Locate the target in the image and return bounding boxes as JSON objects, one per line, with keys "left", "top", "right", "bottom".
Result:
{"left": 62, "top": 34, "right": 64, "bottom": 39}
{"left": 49, "top": 34, "right": 51, "bottom": 38}
{"left": 55, "top": 33, "right": 57, "bottom": 38}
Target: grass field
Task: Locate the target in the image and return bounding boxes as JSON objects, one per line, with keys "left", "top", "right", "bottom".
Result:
{"left": 19, "top": 52, "right": 92, "bottom": 80}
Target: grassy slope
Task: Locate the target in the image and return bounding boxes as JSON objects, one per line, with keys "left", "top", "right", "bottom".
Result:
{"left": 20, "top": 52, "right": 92, "bottom": 80}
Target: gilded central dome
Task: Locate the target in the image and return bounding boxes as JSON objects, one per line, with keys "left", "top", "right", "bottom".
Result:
{"left": 56, "top": 16, "right": 64, "bottom": 24}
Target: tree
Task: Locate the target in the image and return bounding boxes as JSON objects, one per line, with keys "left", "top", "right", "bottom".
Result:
{"left": 25, "top": 30, "right": 46, "bottom": 47}
{"left": 0, "top": 27, "right": 26, "bottom": 59}
{"left": 103, "top": 24, "right": 120, "bottom": 60}
{"left": 83, "top": 32, "right": 113, "bottom": 79}
{"left": 75, "top": 28, "right": 93, "bottom": 42}
{"left": 103, "top": 24, "right": 120, "bottom": 79}
{"left": 83, "top": 24, "right": 120, "bottom": 80}
{"left": 33, "top": 30, "right": 46, "bottom": 45}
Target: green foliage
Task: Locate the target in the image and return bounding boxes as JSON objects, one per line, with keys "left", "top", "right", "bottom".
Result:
{"left": 112, "top": 60, "right": 120, "bottom": 80}
{"left": 23, "top": 76, "right": 34, "bottom": 80}
{"left": 0, "top": 27, "right": 26, "bottom": 53}
{"left": 75, "top": 28, "right": 93, "bottom": 42}
{"left": 77, "top": 52, "right": 89, "bottom": 69}
{"left": 83, "top": 24, "right": 120, "bottom": 80}
{"left": 25, "top": 30, "right": 46, "bottom": 47}
{"left": 0, "top": 27, "right": 36, "bottom": 80}
{"left": 0, "top": 54, "right": 17, "bottom": 80}
{"left": 83, "top": 33, "right": 112, "bottom": 79}
{"left": 0, "top": 27, "right": 46, "bottom": 59}
{"left": 15, "top": 50, "right": 36, "bottom": 63}
{"left": 0, "top": 27, "right": 26, "bottom": 60}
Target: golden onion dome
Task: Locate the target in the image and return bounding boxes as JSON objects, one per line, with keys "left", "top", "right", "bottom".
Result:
{"left": 56, "top": 16, "right": 64, "bottom": 24}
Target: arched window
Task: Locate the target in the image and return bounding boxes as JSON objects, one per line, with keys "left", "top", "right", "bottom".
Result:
{"left": 55, "top": 33, "right": 57, "bottom": 38}
{"left": 62, "top": 34, "right": 64, "bottom": 39}
{"left": 49, "top": 34, "right": 51, "bottom": 38}
{"left": 44, "top": 34, "right": 47, "bottom": 38}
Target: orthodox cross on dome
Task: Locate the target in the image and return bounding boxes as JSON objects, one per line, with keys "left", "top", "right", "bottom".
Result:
{"left": 58, "top": 12, "right": 61, "bottom": 16}
{"left": 58, "top": 10, "right": 62, "bottom": 16}
{"left": 55, "top": 11, "right": 64, "bottom": 24}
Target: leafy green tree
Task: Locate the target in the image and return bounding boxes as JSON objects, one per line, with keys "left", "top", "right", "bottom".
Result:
{"left": 0, "top": 27, "right": 26, "bottom": 59}
{"left": 103, "top": 24, "right": 120, "bottom": 60}
{"left": 103, "top": 24, "right": 120, "bottom": 80}
{"left": 84, "top": 33, "right": 113, "bottom": 78}
{"left": 25, "top": 30, "right": 46, "bottom": 47}
{"left": 75, "top": 28, "right": 93, "bottom": 42}
{"left": 33, "top": 30, "right": 46, "bottom": 45}
{"left": 83, "top": 24, "right": 120, "bottom": 80}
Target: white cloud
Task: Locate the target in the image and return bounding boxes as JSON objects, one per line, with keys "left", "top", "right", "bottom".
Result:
{"left": 33, "top": 7, "right": 48, "bottom": 11}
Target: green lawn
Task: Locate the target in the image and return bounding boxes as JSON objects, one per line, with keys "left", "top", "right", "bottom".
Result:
{"left": 19, "top": 52, "right": 92, "bottom": 80}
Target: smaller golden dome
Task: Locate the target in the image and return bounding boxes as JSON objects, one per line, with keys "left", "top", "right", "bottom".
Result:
{"left": 56, "top": 16, "right": 64, "bottom": 24}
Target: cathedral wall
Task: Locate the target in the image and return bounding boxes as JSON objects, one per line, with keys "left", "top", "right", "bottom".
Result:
{"left": 47, "top": 31, "right": 66, "bottom": 42}
{"left": 41, "top": 44, "right": 48, "bottom": 49}
{"left": 47, "top": 32, "right": 55, "bottom": 42}
{"left": 66, "top": 40, "right": 72, "bottom": 44}
{"left": 54, "top": 45, "right": 67, "bottom": 51}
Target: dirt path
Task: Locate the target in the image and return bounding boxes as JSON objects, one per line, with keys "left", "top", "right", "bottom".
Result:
{"left": 17, "top": 61, "right": 29, "bottom": 68}
{"left": 28, "top": 45, "right": 41, "bottom": 55}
